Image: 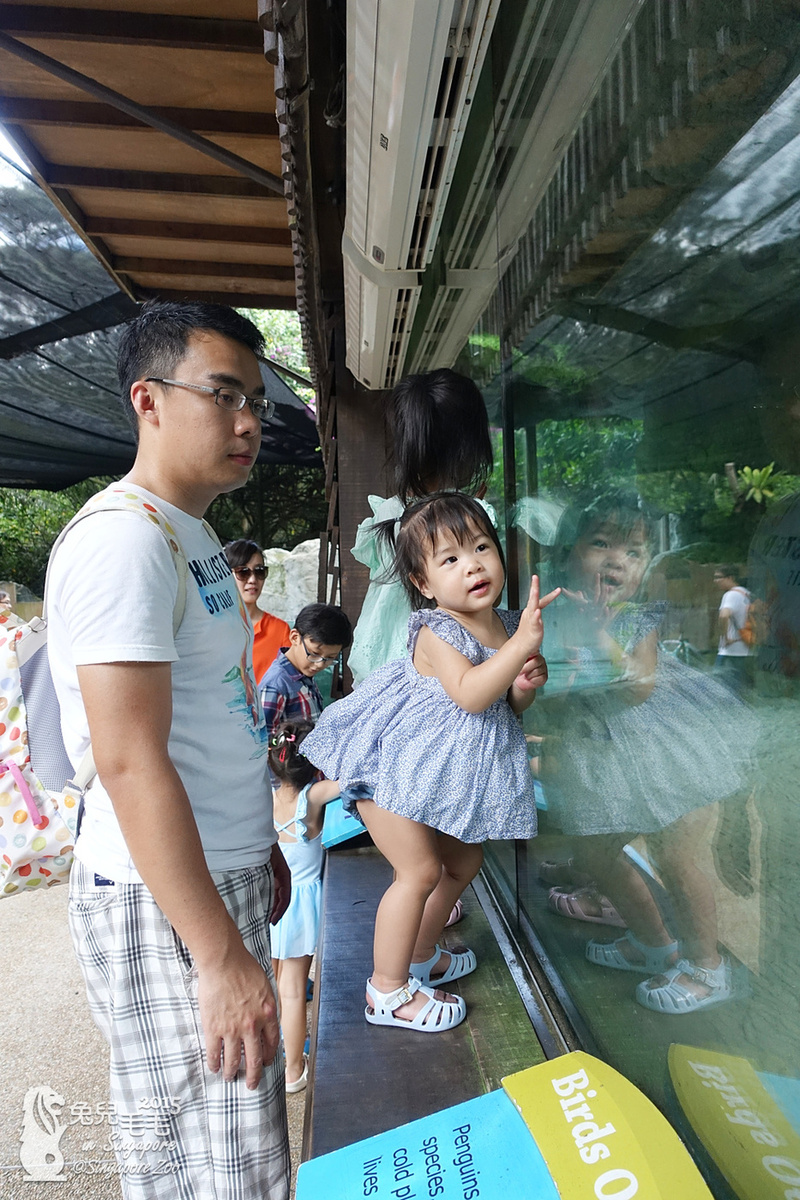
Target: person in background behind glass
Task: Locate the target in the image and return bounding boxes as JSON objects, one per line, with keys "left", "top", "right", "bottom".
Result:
{"left": 225, "top": 538, "right": 290, "bottom": 685}
{"left": 713, "top": 564, "right": 752, "bottom": 696}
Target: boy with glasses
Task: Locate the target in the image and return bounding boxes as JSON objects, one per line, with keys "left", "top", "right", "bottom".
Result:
{"left": 260, "top": 602, "right": 352, "bottom": 733}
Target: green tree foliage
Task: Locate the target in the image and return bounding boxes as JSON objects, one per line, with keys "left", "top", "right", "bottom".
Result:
{"left": 536, "top": 417, "right": 643, "bottom": 503}
{"left": 0, "top": 478, "right": 109, "bottom": 595}
{"left": 208, "top": 463, "right": 326, "bottom": 551}
{"left": 238, "top": 307, "right": 315, "bottom": 406}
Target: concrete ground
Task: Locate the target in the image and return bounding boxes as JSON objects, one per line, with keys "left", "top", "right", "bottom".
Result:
{"left": 0, "top": 886, "right": 306, "bottom": 1200}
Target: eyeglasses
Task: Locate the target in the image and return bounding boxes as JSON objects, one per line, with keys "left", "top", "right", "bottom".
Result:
{"left": 300, "top": 635, "right": 339, "bottom": 665}
{"left": 232, "top": 566, "right": 267, "bottom": 581}
{"left": 145, "top": 378, "right": 275, "bottom": 421}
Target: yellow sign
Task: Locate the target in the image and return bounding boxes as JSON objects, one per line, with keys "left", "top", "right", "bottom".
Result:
{"left": 669, "top": 1044, "right": 800, "bottom": 1200}
{"left": 503, "top": 1050, "right": 713, "bottom": 1199}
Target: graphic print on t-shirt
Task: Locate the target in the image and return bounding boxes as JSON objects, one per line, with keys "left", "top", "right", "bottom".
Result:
{"left": 186, "top": 548, "right": 269, "bottom": 754}
{"left": 187, "top": 552, "right": 237, "bottom": 617}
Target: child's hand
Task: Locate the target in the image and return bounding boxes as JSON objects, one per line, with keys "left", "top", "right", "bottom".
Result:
{"left": 518, "top": 574, "right": 561, "bottom": 654}
{"left": 513, "top": 653, "right": 548, "bottom": 693}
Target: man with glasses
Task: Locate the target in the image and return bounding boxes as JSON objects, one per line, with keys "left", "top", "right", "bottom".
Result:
{"left": 260, "top": 602, "right": 352, "bottom": 734}
{"left": 47, "top": 301, "right": 291, "bottom": 1198}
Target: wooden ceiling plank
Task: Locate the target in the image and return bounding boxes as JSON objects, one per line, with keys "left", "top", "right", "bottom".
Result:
{"left": 84, "top": 217, "right": 293, "bottom": 246}
{"left": 103, "top": 238, "right": 294, "bottom": 266}
{"left": 0, "top": 5, "right": 262, "bottom": 52}
{"left": 116, "top": 258, "right": 296, "bottom": 282}
{"left": 0, "top": 96, "right": 277, "bottom": 135}
{"left": 30, "top": 126, "right": 285, "bottom": 177}
{"left": 70, "top": 190, "right": 287, "bottom": 225}
{"left": 126, "top": 272, "right": 295, "bottom": 295}
{"left": 5, "top": 1, "right": 256, "bottom": 15}
{"left": 0, "top": 30, "right": 284, "bottom": 192}
{"left": 0, "top": 45, "right": 274, "bottom": 108}
{"left": 46, "top": 165, "right": 274, "bottom": 196}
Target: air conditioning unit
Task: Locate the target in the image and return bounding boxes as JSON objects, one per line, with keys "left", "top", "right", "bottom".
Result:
{"left": 343, "top": 0, "right": 498, "bottom": 390}
{"left": 408, "top": 0, "right": 646, "bottom": 374}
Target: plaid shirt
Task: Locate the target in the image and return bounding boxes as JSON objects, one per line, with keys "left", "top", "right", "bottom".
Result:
{"left": 259, "top": 648, "right": 324, "bottom": 734}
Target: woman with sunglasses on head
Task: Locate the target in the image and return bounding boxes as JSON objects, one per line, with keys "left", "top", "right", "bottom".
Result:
{"left": 224, "top": 539, "right": 291, "bottom": 684}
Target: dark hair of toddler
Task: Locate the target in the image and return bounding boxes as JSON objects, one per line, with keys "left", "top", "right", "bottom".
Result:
{"left": 268, "top": 720, "right": 318, "bottom": 789}
{"left": 390, "top": 368, "right": 493, "bottom": 500}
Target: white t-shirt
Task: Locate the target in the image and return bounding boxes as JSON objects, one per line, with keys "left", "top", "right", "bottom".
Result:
{"left": 48, "top": 483, "right": 276, "bottom": 882}
{"left": 718, "top": 587, "right": 751, "bottom": 656}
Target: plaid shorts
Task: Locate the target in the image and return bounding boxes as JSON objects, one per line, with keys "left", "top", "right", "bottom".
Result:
{"left": 69, "top": 859, "right": 290, "bottom": 1200}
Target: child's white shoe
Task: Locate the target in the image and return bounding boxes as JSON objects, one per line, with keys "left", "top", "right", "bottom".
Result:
{"left": 410, "top": 944, "right": 477, "bottom": 986}
{"left": 365, "top": 977, "right": 466, "bottom": 1032}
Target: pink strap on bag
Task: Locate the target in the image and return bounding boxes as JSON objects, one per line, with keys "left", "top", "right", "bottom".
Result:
{"left": 0, "top": 760, "right": 43, "bottom": 827}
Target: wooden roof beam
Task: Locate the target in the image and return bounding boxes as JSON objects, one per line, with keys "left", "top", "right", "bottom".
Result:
{"left": 0, "top": 97, "right": 278, "bottom": 137}
{"left": 0, "top": 30, "right": 284, "bottom": 193}
{"left": 46, "top": 165, "right": 272, "bottom": 197}
{"left": 84, "top": 217, "right": 292, "bottom": 246}
{"left": 117, "top": 259, "right": 297, "bottom": 282}
{"left": 0, "top": 5, "right": 262, "bottom": 52}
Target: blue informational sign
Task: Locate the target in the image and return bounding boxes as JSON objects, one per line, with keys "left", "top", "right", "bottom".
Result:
{"left": 296, "top": 1089, "right": 560, "bottom": 1200}
{"left": 299, "top": 1052, "right": 715, "bottom": 1200}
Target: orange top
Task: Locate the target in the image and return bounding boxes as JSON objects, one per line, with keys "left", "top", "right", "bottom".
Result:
{"left": 253, "top": 610, "right": 291, "bottom": 686}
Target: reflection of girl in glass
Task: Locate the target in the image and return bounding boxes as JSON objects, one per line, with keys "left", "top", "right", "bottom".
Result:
{"left": 538, "top": 492, "right": 756, "bottom": 1013}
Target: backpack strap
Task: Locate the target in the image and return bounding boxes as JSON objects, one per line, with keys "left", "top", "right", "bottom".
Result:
{"left": 728, "top": 586, "right": 751, "bottom": 633}
{"left": 44, "top": 487, "right": 191, "bottom": 637}
{"left": 44, "top": 486, "right": 202, "bottom": 793}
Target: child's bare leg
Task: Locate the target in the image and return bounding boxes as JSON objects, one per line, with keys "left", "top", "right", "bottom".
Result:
{"left": 274, "top": 955, "right": 313, "bottom": 1083}
{"left": 357, "top": 799, "right": 461, "bottom": 1020}
{"left": 578, "top": 833, "right": 676, "bottom": 967}
{"left": 414, "top": 834, "right": 483, "bottom": 969}
{"left": 644, "top": 807, "right": 721, "bottom": 998}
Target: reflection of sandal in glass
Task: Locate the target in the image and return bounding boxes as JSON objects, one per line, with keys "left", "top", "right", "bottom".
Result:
{"left": 537, "top": 858, "right": 591, "bottom": 889}
{"left": 635, "top": 957, "right": 732, "bottom": 1014}
{"left": 548, "top": 886, "right": 627, "bottom": 928}
{"left": 586, "top": 931, "right": 678, "bottom": 974}
{"left": 365, "top": 977, "right": 466, "bottom": 1032}
{"left": 411, "top": 943, "right": 476, "bottom": 986}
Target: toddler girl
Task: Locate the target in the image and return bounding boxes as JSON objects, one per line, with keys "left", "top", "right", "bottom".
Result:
{"left": 303, "top": 494, "right": 559, "bottom": 1032}
{"left": 269, "top": 720, "right": 340, "bottom": 1090}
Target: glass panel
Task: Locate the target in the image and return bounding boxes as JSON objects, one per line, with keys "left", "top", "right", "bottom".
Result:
{"left": 438, "top": 2, "right": 800, "bottom": 1194}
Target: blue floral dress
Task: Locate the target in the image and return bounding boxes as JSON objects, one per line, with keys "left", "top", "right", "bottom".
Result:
{"left": 537, "top": 601, "right": 758, "bottom": 835}
{"left": 301, "top": 608, "right": 538, "bottom": 843}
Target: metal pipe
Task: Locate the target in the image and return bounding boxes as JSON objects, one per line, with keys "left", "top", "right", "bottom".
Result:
{"left": 0, "top": 29, "right": 285, "bottom": 195}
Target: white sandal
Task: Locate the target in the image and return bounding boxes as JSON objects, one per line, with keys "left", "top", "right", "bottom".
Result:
{"left": 285, "top": 1053, "right": 308, "bottom": 1094}
{"left": 365, "top": 976, "right": 466, "bottom": 1032}
{"left": 636, "top": 957, "right": 733, "bottom": 1014}
{"left": 586, "top": 931, "right": 678, "bottom": 974}
{"left": 410, "top": 943, "right": 477, "bottom": 986}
